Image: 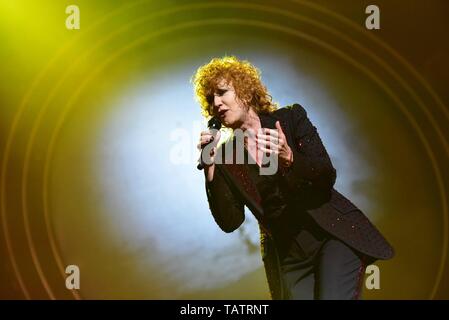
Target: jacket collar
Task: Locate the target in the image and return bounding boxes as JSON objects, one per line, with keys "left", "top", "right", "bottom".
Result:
{"left": 259, "top": 112, "right": 278, "bottom": 129}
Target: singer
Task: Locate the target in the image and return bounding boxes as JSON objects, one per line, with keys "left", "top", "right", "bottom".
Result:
{"left": 192, "top": 56, "right": 394, "bottom": 300}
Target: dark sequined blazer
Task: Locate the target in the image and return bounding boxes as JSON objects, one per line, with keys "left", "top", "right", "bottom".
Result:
{"left": 204, "top": 103, "right": 394, "bottom": 299}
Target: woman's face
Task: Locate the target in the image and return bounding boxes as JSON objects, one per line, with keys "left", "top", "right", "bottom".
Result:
{"left": 211, "top": 79, "right": 248, "bottom": 129}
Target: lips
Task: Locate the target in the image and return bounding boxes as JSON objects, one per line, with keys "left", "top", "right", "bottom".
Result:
{"left": 219, "top": 110, "right": 228, "bottom": 118}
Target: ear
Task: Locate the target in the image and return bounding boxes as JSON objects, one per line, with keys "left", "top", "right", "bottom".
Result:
{"left": 242, "top": 96, "right": 251, "bottom": 108}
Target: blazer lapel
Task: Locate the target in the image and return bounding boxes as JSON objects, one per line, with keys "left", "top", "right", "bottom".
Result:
{"left": 218, "top": 135, "right": 264, "bottom": 217}
{"left": 216, "top": 111, "right": 292, "bottom": 233}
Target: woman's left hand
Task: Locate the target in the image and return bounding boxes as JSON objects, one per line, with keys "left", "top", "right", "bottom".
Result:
{"left": 256, "top": 121, "right": 294, "bottom": 168}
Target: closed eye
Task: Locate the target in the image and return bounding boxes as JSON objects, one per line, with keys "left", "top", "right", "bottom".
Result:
{"left": 214, "top": 89, "right": 227, "bottom": 96}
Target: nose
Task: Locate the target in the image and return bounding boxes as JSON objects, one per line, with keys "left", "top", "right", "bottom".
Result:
{"left": 213, "top": 94, "right": 223, "bottom": 109}
{"left": 213, "top": 96, "right": 224, "bottom": 115}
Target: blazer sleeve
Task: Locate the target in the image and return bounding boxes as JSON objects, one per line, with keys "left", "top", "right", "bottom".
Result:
{"left": 204, "top": 165, "right": 245, "bottom": 233}
{"left": 280, "top": 104, "right": 336, "bottom": 205}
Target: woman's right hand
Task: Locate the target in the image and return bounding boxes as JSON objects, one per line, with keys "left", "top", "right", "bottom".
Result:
{"left": 197, "top": 129, "right": 221, "bottom": 165}
{"left": 198, "top": 130, "right": 221, "bottom": 181}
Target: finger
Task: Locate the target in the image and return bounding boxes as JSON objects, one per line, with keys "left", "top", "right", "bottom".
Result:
{"left": 200, "top": 129, "right": 220, "bottom": 142}
{"left": 205, "top": 130, "right": 221, "bottom": 141}
{"left": 201, "top": 136, "right": 214, "bottom": 145}
{"left": 198, "top": 141, "right": 210, "bottom": 150}
{"left": 207, "top": 128, "right": 221, "bottom": 136}
{"left": 256, "top": 139, "right": 280, "bottom": 151}
{"left": 258, "top": 145, "right": 279, "bottom": 155}
{"left": 257, "top": 134, "right": 279, "bottom": 143}
{"left": 275, "top": 121, "right": 286, "bottom": 137}
{"left": 200, "top": 135, "right": 213, "bottom": 145}
{"left": 257, "top": 136, "right": 285, "bottom": 146}
{"left": 261, "top": 128, "right": 280, "bottom": 137}
{"left": 198, "top": 137, "right": 214, "bottom": 150}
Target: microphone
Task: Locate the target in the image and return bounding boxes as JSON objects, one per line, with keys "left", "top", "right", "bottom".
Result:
{"left": 197, "top": 117, "right": 222, "bottom": 170}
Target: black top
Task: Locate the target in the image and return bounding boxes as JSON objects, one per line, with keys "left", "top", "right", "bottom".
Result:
{"left": 243, "top": 115, "right": 328, "bottom": 256}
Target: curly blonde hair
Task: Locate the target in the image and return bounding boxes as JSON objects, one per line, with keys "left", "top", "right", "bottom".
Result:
{"left": 192, "top": 56, "right": 278, "bottom": 118}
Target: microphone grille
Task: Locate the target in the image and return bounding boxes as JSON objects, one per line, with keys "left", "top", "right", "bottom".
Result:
{"left": 208, "top": 117, "right": 222, "bottom": 130}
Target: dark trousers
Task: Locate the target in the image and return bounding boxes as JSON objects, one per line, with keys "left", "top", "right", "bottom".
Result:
{"left": 274, "top": 219, "right": 366, "bottom": 300}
